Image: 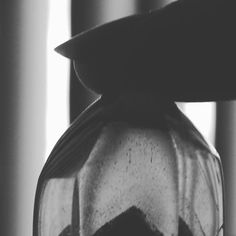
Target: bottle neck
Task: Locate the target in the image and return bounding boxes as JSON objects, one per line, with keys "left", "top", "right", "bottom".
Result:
{"left": 102, "top": 91, "right": 178, "bottom": 126}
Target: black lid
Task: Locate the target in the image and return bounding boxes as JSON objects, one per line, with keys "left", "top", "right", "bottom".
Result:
{"left": 55, "top": 0, "right": 236, "bottom": 101}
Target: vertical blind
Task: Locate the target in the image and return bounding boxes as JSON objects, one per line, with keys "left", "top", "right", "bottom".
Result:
{"left": 0, "top": 1, "right": 47, "bottom": 236}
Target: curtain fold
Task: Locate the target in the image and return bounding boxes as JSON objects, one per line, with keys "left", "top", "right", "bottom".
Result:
{"left": 0, "top": 1, "right": 48, "bottom": 235}
{"left": 216, "top": 101, "right": 236, "bottom": 236}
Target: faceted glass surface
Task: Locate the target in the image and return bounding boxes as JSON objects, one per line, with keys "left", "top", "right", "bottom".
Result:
{"left": 34, "top": 93, "right": 224, "bottom": 236}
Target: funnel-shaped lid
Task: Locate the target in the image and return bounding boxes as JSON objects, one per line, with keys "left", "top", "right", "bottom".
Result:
{"left": 55, "top": 0, "right": 235, "bottom": 101}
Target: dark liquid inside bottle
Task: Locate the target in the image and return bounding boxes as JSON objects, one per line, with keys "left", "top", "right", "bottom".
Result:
{"left": 93, "top": 206, "right": 163, "bottom": 236}
{"left": 59, "top": 206, "right": 193, "bottom": 236}
{"left": 93, "top": 206, "right": 193, "bottom": 236}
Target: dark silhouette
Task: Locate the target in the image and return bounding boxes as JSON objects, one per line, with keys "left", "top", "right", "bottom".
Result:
{"left": 56, "top": 0, "right": 236, "bottom": 101}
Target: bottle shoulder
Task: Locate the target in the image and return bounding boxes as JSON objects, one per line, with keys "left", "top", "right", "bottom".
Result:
{"left": 39, "top": 96, "right": 219, "bottom": 180}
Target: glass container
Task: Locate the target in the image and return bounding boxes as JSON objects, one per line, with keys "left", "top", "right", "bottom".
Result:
{"left": 33, "top": 91, "right": 224, "bottom": 236}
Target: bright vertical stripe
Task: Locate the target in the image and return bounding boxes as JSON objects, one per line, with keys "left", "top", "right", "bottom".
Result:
{"left": 46, "top": 0, "right": 71, "bottom": 159}
{"left": 180, "top": 102, "right": 216, "bottom": 144}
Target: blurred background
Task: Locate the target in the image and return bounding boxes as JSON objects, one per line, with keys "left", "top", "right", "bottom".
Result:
{"left": 0, "top": 0, "right": 235, "bottom": 235}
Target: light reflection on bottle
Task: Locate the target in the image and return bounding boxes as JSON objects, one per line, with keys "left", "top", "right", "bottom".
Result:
{"left": 35, "top": 94, "right": 224, "bottom": 236}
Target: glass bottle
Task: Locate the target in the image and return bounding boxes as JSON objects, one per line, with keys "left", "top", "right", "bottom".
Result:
{"left": 33, "top": 0, "right": 228, "bottom": 234}
{"left": 33, "top": 90, "right": 224, "bottom": 236}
